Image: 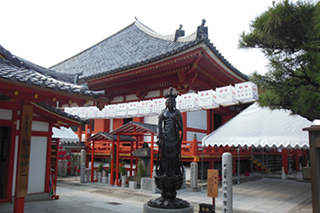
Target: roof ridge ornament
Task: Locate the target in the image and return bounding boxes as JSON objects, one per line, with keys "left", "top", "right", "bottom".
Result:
{"left": 174, "top": 24, "right": 185, "bottom": 42}
{"left": 196, "top": 19, "right": 208, "bottom": 40}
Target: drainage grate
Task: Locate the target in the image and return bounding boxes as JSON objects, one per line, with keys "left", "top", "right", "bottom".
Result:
{"left": 107, "top": 202, "right": 122, "bottom": 205}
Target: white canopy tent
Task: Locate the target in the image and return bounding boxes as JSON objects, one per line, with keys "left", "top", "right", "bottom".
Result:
{"left": 52, "top": 126, "right": 79, "bottom": 143}
{"left": 202, "top": 103, "right": 313, "bottom": 149}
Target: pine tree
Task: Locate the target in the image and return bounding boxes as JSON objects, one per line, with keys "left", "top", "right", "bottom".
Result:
{"left": 239, "top": 0, "right": 320, "bottom": 121}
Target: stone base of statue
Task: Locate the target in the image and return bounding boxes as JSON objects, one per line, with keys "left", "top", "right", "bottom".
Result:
{"left": 143, "top": 203, "right": 194, "bottom": 213}
{"left": 144, "top": 175, "right": 192, "bottom": 212}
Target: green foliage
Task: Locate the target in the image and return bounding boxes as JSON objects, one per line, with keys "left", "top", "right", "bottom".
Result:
{"left": 119, "top": 161, "right": 127, "bottom": 176}
{"left": 239, "top": 0, "right": 320, "bottom": 120}
{"left": 97, "top": 163, "right": 104, "bottom": 173}
{"left": 137, "top": 159, "right": 147, "bottom": 178}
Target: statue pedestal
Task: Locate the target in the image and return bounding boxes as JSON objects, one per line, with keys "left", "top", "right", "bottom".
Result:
{"left": 143, "top": 203, "right": 194, "bottom": 213}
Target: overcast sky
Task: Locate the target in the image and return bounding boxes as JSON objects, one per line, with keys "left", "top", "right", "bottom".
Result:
{"left": 1, "top": 0, "right": 277, "bottom": 76}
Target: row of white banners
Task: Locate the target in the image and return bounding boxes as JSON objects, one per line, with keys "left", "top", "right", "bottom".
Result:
{"left": 64, "top": 82, "right": 258, "bottom": 119}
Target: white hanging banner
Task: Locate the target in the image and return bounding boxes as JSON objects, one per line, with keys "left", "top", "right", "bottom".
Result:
{"left": 139, "top": 100, "right": 152, "bottom": 116}
{"left": 106, "top": 104, "right": 117, "bottom": 118}
{"left": 152, "top": 98, "right": 166, "bottom": 114}
{"left": 198, "top": 89, "right": 219, "bottom": 109}
{"left": 78, "top": 107, "right": 87, "bottom": 119}
{"left": 116, "top": 103, "right": 128, "bottom": 118}
{"left": 96, "top": 106, "right": 107, "bottom": 119}
{"left": 87, "top": 106, "right": 98, "bottom": 119}
{"left": 216, "top": 85, "right": 238, "bottom": 106}
{"left": 127, "top": 101, "right": 139, "bottom": 117}
{"left": 181, "top": 93, "right": 199, "bottom": 111}
{"left": 235, "top": 82, "right": 259, "bottom": 103}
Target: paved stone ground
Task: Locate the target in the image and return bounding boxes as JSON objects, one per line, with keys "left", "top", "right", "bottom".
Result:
{"left": 0, "top": 173, "right": 312, "bottom": 213}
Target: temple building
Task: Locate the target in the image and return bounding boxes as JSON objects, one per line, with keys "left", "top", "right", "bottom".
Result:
{"left": 51, "top": 19, "right": 250, "bottom": 141}
{"left": 0, "top": 45, "right": 106, "bottom": 211}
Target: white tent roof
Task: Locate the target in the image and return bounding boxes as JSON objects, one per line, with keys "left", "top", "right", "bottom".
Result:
{"left": 52, "top": 126, "right": 79, "bottom": 143}
{"left": 202, "top": 103, "right": 313, "bottom": 149}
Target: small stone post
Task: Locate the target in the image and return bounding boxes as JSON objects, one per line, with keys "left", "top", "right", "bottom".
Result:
{"left": 190, "top": 162, "right": 198, "bottom": 190}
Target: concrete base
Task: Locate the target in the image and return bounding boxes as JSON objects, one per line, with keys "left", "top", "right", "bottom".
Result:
{"left": 143, "top": 203, "right": 193, "bottom": 213}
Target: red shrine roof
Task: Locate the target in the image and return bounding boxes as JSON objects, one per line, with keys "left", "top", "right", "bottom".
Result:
{"left": 51, "top": 19, "right": 248, "bottom": 83}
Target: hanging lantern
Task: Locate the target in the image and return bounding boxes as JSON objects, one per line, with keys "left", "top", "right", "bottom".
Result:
{"left": 216, "top": 85, "right": 238, "bottom": 106}
{"left": 96, "top": 106, "right": 107, "bottom": 119}
{"left": 139, "top": 100, "right": 152, "bottom": 117}
{"left": 116, "top": 103, "right": 128, "bottom": 118}
{"left": 87, "top": 106, "right": 97, "bottom": 119}
{"left": 198, "top": 89, "right": 219, "bottom": 109}
{"left": 152, "top": 98, "right": 166, "bottom": 114}
{"left": 70, "top": 107, "right": 79, "bottom": 116}
{"left": 235, "top": 82, "right": 259, "bottom": 103}
{"left": 78, "top": 107, "right": 87, "bottom": 118}
{"left": 180, "top": 93, "right": 199, "bottom": 112}
{"left": 127, "top": 101, "right": 139, "bottom": 117}
{"left": 106, "top": 104, "right": 117, "bottom": 118}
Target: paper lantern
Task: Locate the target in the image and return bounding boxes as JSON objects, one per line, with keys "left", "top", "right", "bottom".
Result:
{"left": 139, "top": 100, "right": 152, "bottom": 116}
{"left": 152, "top": 98, "right": 166, "bottom": 114}
{"left": 106, "top": 104, "right": 117, "bottom": 118}
{"left": 64, "top": 107, "right": 71, "bottom": 114}
{"left": 216, "top": 85, "right": 238, "bottom": 106}
{"left": 87, "top": 106, "right": 97, "bottom": 119}
{"left": 127, "top": 101, "right": 139, "bottom": 117}
{"left": 78, "top": 107, "right": 87, "bottom": 118}
{"left": 198, "top": 89, "right": 219, "bottom": 109}
{"left": 180, "top": 93, "right": 199, "bottom": 112}
{"left": 116, "top": 103, "right": 128, "bottom": 118}
{"left": 96, "top": 106, "right": 107, "bottom": 119}
{"left": 235, "top": 82, "right": 259, "bottom": 103}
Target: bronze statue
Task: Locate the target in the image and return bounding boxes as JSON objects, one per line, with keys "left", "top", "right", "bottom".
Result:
{"left": 156, "top": 87, "right": 183, "bottom": 177}
{"left": 148, "top": 87, "right": 190, "bottom": 209}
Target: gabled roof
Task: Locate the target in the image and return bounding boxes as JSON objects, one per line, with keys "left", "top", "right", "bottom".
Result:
{"left": 51, "top": 19, "right": 248, "bottom": 82}
{"left": 0, "top": 45, "right": 104, "bottom": 98}
{"left": 110, "top": 121, "right": 157, "bottom": 136}
{"left": 86, "top": 132, "right": 136, "bottom": 142}
{"left": 202, "top": 103, "right": 313, "bottom": 149}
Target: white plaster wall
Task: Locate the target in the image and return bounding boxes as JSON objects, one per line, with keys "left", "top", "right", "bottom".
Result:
{"left": 144, "top": 116, "right": 157, "bottom": 125}
{"left": 186, "top": 131, "right": 207, "bottom": 142}
{"left": 143, "top": 116, "right": 158, "bottom": 142}
{"left": 12, "top": 135, "right": 19, "bottom": 196}
{"left": 32, "top": 121, "right": 49, "bottom": 132}
{"left": 28, "top": 136, "right": 47, "bottom": 194}
{"left": 0, "top": 109, "right": 12, "bottom": 120}
{"left": 187, "top": 111, "right": 207, "bottom": 130}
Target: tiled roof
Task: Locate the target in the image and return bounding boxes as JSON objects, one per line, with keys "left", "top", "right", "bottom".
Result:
{"left": 110, "top": 121, "right": 157, "bottom": 135}
{"left": 86, "top": 132, "right": 136, "bottom": 142}
{"left": 34, "top": 102, "right": 90, "bottom": 124}
{"left": 51, "top": 20, "right": 248, "bottom": 81}
{"left": 0, "top": 45, "right": 105, "bottom": 98}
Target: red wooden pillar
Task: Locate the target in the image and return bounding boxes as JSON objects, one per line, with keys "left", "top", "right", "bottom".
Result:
{"left": 110, "top": 141, "right": 115, "bottom": 185}
{"left": 282, "top": 148, "right": 288, "bottom": 174}
{"left": 135, "top": 139, "right": 139, "bottom": 174}
{"left": 77, "top": 124, "right": 82, "bottom": 142}
{"left": 150, "top": 133, "right": 154, "bottom": 178}
{"left": 14, "top": 103, "right": 33, "bottom": 213}
{"left": 45, "top": 123, "right": 53, "bottom": 193}
{"left": 302, "top": 149, "right": 308, "bottom": 166}
{"left": 85, "top": 121, "right": 92, "bottom": 141}
{"left": 116, "top": 135, "right": 120, "bottom": 186}
{"left": 210, "top": 159, "right": 215, "bottom": 169}
{"left": 130, "top": 142, "right": 133, "bottom": 176}
{"left": 182, "top": 112, "right": 187, "bottom": 141}
{"left": 232, "top": 157, "right": 236, "bottom": 175}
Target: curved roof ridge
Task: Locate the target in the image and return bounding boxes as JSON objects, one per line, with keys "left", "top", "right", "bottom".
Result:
{"left": 135, "top": 19, "right": 196, "bottom": 42}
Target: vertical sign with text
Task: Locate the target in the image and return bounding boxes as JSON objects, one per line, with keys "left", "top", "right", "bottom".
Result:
{"left": 16, "top": 104, "right": 33, "bottom": 197}
{"left": 207, "top": 169, "right": 219, "bottom": 198}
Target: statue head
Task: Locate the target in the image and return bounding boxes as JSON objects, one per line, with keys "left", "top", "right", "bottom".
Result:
{"left": 165, "top": 87, "right": 178, "bottom": 110}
